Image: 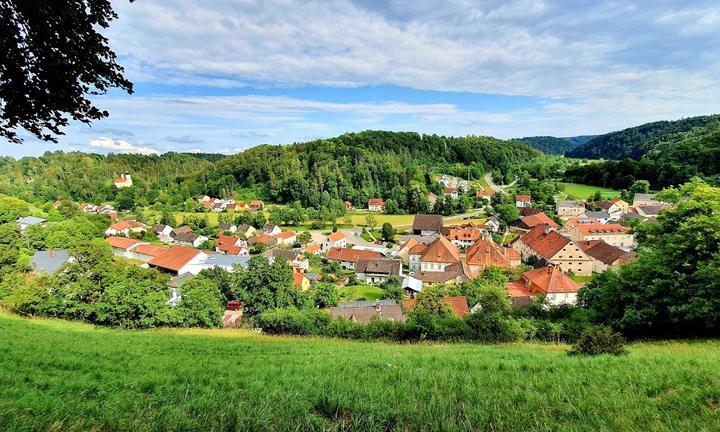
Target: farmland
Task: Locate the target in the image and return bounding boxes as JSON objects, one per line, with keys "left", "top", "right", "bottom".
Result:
{"left": 1, "top": 313, "right": 719, "bottom": 431}
{"left": 558, "top": 182, "right": 621, "bottom": 200}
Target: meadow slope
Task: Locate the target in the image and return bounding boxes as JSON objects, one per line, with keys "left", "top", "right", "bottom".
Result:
{"left": 1, "top": 313, "right": 719, "bottom": 431}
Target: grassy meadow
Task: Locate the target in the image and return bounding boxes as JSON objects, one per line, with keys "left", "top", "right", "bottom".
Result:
{"left": 1, "top": 312, "right": 720, "bottom": 431}
{"left": 559, "top": 182, "right": 621, "bottom": 200}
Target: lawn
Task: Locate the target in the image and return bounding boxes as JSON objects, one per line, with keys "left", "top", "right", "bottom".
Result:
{"left": 559, "top": 182, "right": 621, "bottom": 200}
{"left": 336, "top": 285, "right": 384, "bottom": 301}
{"left": 2, "top": 313, "right": 720, "bottom": 431}
{"left": 337, "top": 212, "right": 415, "bottom": 228}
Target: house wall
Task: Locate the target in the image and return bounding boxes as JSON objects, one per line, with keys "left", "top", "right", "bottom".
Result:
{"left": 408, "top": 253, "right": 421, "bottom": 270}
{"left": 583, "top": 233, "right": 636, "bottom": 249}
{"left": 420, "top": 261, "right": 451, "bottom": 272}
{"left": 549, "top": 244, "right": 593, "bottom": 276}
{"left": 557, "top": 205, "right": 585, "bottom": 217}
{"left": 546, "top": 292, "right": 578, "bottom": 306}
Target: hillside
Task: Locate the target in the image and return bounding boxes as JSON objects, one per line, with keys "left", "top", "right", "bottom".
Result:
{"left": 515, "top": 135, "right": 593, "bottom": 155}
{"left": 567, "top": 115, "right": 720, "bottom": 160}
{"left": 2, "top": 313, "right": 719, "bottom": 431}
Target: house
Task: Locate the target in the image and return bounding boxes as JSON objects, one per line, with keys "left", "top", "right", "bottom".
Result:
{"left": 465, "top": 238, "right": 521, "bottom": 276}
{"left": 235, "top": 224, "right": 256, "bottom": 237}
{"left": 273, "top": 231, "right": 297, "bottom": 246}
{"left": 476, "top": 189, "right": 495, "bottom": 203}
{"left": 321, "top": 231, "right": 347, "bottom": 252}
{"left": 564, "top": 223, "right": 635, "bottom": 249}
{"left": 328, "top": 303, "right": 405, "bottom": 324}
{"left": 485, "top": 216, "right": 501, "bottom": 233}
{"left": 632, "top": 193, "right": 662, "bottom": 207}
{"left": 580, "top": 211, "right": 611, "bottom": 224}
{"left": 409, "top": 236, "right": 461, "bottom": 273}
{"left": 326, "top": 247, "right": 383, "bottom": 270}
{"left": 344, "top": 201, "right": 353, "bottom": 212}
{"left": 147, "top": 246, "right": 208, "bottom": 276}
{"left": 355, "top": 259, "right": 403, "bottom": 285}
{"left": 304, "top": 243, "right": 322, "bottom": 255}
{"left": 210, "top": 202, "right": 226, "bottom": 212}
{"left": 16, "top": 216, "right": 46, "bottom": 232}
{"left": 106, "top": 236, "right": 147, "bottom": 259}
{"left": 173, "top": 232, "right": 208, "bottom": 248}
{"left": 578, "top": 240, "right": 638, "bottom": 272}
{"left": 556, "top": 200, "right": 585, "bottom": 218}
{"left": 152, "top": 224, "right": 175, "bottom": 243}
{"left": 441, "top": 224, "right": 484, "bottom": 248}
{"left": 218, "top": 222, "right": 237, "bottom": 234}
{"left": 113, "top": 173, "right": 133, "bottom": 188}
{"left": 511, "top": 212, "right": 558, "bottom": 231}
{"left": 515, "top": 195, "right": 532, "bottom": 208}
{"left": 30, "top": 250, "right": 72, "bottom": 274}
{"left": 249, "top": 200, "right": 264, "bottom": 211}
{"left": 636, "top": 204, "right": 672, "bottom": 218}
{"left": 188, "top": 254, "right": 251, "bottom": 273}
{"left": 262, "top": 224, "right": 283, "bottom": 236}
{"left": 216, "top": 235, "right": 249, "bottom": 256}
{"left": 512, "top": 225, "right": 593, "bottom": 276}
{"left": 402, "top": 275, "right": 423, "bottom": 296}
{"left": 506, "top": 266, "right": 582, "bottom": 306}
{"left": 248, "top": 234, "right": 278, "bottom": 248}
{"left": 412, "top": 214, "right": 443, "bottom": 236}
{"left": 597, "top": 198, "right": 629, "bottom": 220}
{"left": 443, "top": 187, "right": 459, "bottom": 200}
{"left": 408, "top": 262, "right": 470, "bottom": 286}
{"left": 402, "top": 296, "right": 470, "bottom": 318}
{"left": 368, "top": 198, "right": 385, "bottom": 212}
{"left": 292, "top": 271, "right": 311, "bottom": 290}
{"left": 267, "top": 249, "right": 309, "bottom": 271}
{"left": 105, "top": 220, "right": 147, "bottom": 237}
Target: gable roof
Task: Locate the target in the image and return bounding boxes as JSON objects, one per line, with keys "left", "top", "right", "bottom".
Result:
{"left": 368, "top": 198, "right": 384, "bottom": 206}
{"left": 17, "top": 216, "right": 46, "bottom": 225}
{"left": 304, "top": 244, "right": 322, "bottom": 254}
{"left": 402, "top": 296, "right": 470, "bottom": 318}
{"left": 172, "top": 226, "right": 193, "bottom": 236}
{"left": 328, "top": 304, "right": 405, "bottom": 324}
{"left": 466, "top": 238, "right": 519, "bottom": 269}
{"left": 30, "top": 250, "right": 71, "bottom": 274}
{"left": 216, "top": 235, "right": 240, "bottom": 248}
{"left": 519, "top": 225, "right": 571, "bottom": 260}
{"left": 326, "top": 247, "right": 382, "bottom": 263}
{"left": 520, "top": 212, "right": 558, "bottom": 229}
{"left": 327, "top": 231, "right": 346, "bottom": 242}
{"left": 109, "top": 220, "right": 147, "bottom": 231}
{"left": 508, "top": 266, "right": 581, "bottom": 295}
{"left": 133, "top": 244, "right": 168, "bottom": 257}
{"left": 441, "top": 225, "right": 483, "bottom": 242}
{"left": 516, "top": 195, "right": 531, "bottom": 202}
{"left": 106, "top": 236, "right": 145, "bottom": 250}
{"left": 576, "top": 223, "right": 629, "bottom": 236}
{"left": 556, "top": 200, "right": 584, "bottom": 208}
{"left": 148, "top": 246, "right": 203, "bottom": 272}
{"left": 420, "top": 236, "right": 461, "bottom": 263}
{"left": 578, "top": 240, "right": 637, "bottom": 265}
{"left": 274, "top": 231, "right": 296, "bottom": 240}
{"left": 355, "top": 259, "right": 402, "bottom": 276}
{"left": 248, "top": 234, "right": 277, "bottom": 246}
{"left": 413, "top": 214, "right": 444, "bottom": 232}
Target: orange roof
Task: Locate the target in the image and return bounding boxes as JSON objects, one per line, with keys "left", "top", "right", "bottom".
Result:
{"left": 442, "top": 226, "right": 482, "bottom": 242}
{"left": 521, "top": 212, "right": 558, "bottom": 229}
{"left": 249, "top": 234, "right": 276, "bottom": 245}
{"left": 609, "top": 198, "right": 624, "bottom": 204}
{"left": 292, "top": 273, "right": 306, "bottom": 287}
{"left": 466, "top": 238, "right": 515, "bottom": 269}
{"left": 148, "top": 246, "right": 202, "bottom": 272}
{"left": 326, "top": 247, "right": 382, "bottom": 263}
{"left": 577, "top": 223, "right": 629, "bottom": 236}
{"left": 409, "top": 243, "right": 428, "bottom": 254}
{"left": 402, "top": 296, "right": 470, "bottom": 318}
{"left": 400, "top": 238, "right": 418, "bottom": 252}
{"left": 476, "top": 189, "right": 495, "bottom": 197}
{"left": 106, "top": 237, "right": 145, "bottom": 250}
{"left": 304, "top": 244, "right": 321, "bottom": 254}
{"left": 519, "top": 225, "right": 570, "bottom": 260}
{"left": 109, "top": 220, "right": 146, "bottom": 231}
{"left": 420, "top": 237, "right": 461, "bottom": 263}
{"left": 249, "top": 200, "right": 263, "bottom": 206}
{"left": 516, "top": 195, "right": 531, "bottom": 201}
{"left": 368, "top": 198, "right": 384, "bottom": 206}
{"left": 275, "top": 231, "right": 296, "bottom": 240}
{"left": 327, "top": 231, "right": 346, "bottom": 242}
{"left": 507, "top": 266, "right": 581, "bottom": 296}
{"left": 134, "top": 244, "right": 167, "bottom": 257}
{"left": 216, "top": 235, "right": 240, "bottom": 248}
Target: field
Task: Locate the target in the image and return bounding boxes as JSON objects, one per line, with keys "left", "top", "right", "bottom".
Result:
{"left": 558, "top": 182, "right": 621, "bottom": 200}
{"left": 336, "top": 212, "right": 415, "bottom": 228}
{"left": 2, "top": 313, "right": 720, "bottom": 431}
{"left": 336, "top": 285, "right": 384, "bottom": 301}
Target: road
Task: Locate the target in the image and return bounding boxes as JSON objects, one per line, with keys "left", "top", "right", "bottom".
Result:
{"left": 484, "top": 173, "right": 517, "bottom": 195}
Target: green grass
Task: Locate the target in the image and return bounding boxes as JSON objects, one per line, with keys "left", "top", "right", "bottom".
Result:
{"left": 2, "top": 313, "right": 720, "bottom": 431}
{"left": 337, "top": 212, "right": 415, "bottom": 227}
{"left": 336, "top": 285, "right": 384, "bottom": 301}
{"left": 570, "top": 274, "right": 594, "bottom": 284}
{"left": 559, "top": 182, "right": 621, "bottom": 200}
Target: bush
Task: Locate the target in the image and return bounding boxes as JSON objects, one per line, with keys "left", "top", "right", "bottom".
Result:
{"left": 465, "top": 312, "right": 526, "bottom": 343}
{"left": 569, "top": 327, "right": 628, "bottom": 356}
{"left": 257, "top": 308, "right": 331, "bottom": 335}
{"left": 325, "top": 318, "right": 365, "bottom": 339}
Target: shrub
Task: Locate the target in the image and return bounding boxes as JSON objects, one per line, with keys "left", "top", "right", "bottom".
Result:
{"left": 569, "top": 327, "right": 628, "bottom": 356}
{"left": 257, "top": 308, "right": 331, "bottom": 335}
{"left": 325, "top": 318, "right": 365, "bottom": 339}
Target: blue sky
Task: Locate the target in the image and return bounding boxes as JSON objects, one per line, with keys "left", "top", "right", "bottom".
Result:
{"left": 3, "top": 0, "right": 720, "bottom": 157}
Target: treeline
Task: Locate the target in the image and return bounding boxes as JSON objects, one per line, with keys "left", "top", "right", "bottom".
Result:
{"left": 515, "top": 136, "right": 588, "bottom": 155}
{"left": 205, "top": 130, "right": 541, "bottom": 210}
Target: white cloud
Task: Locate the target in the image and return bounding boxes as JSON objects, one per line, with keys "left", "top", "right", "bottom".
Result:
{"left": 88, "top": 137, "right": 159, "bottom": 155}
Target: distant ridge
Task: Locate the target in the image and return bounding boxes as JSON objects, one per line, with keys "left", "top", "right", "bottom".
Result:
{"left": 515, "top": 135, "right": 594, "bottom": 155}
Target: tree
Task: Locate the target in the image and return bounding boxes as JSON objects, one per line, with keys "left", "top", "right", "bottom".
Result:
{"left": 176, "top": 276, "right": 224, "bottom": 328}
{"left": 381, "top": 222, "right": 395, "bottom": 241}
{"left": 495, "top": 204, "right": 519, "bottom": 227}
{"left": 1, "top": 0, "right": 133, "bottom": 143}
{"left": 365, "top": 215, "right": 376, "bottom": 230}
{"left": 384, "top": 198, "right": 400, "bottom": 214}
{"left": 311, "top": 282, "right": 338, "bottom": 308}
{"left": 297, "top": 231, "right": 312, "bottom": 245}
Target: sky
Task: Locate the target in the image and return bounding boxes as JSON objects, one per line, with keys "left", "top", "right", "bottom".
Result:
{"left": 3, "top": 0, "right": 720, "bottom": 157}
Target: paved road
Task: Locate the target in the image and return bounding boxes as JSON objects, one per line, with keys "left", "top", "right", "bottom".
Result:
{"left": 484, "top": 173, "right": 517, "bottom": 195}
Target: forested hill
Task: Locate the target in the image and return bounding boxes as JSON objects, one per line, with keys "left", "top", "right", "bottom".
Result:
{"left": 203, "top": 130, "right": 541, "bottom": 208}
{"left": 566, "top": 115, "right": 720, "bottom": 160}
{"left": 515, "top": 135, "right": 593, "bottom": 155}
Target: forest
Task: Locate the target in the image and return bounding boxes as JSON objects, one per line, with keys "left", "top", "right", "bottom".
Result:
{"left": 515, "top": 135, "right": 592, "bottom": 155}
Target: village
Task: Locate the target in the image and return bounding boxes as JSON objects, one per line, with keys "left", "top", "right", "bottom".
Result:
{"left": 15, "top": 171, "right": 674, "bottom": 328}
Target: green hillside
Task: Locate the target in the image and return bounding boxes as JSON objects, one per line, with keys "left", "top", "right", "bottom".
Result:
{"left": 516, "top": 135, "right": 593, "bottom": 155}
{"left": 1, "top": 312, "right": 719, "bottom": 431}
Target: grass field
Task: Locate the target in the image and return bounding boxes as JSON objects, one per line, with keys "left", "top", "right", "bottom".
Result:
{"left": 559, "top": 182, "right": 621, "bottom": 200}
{"left": 337, "top": 285, "right": 384, "bottom": 301}
{"left": 336, "top": 212, "right": 416, "bottom": 227}
{"left": 2, "top": 313, "right": 720, "bottom": 431}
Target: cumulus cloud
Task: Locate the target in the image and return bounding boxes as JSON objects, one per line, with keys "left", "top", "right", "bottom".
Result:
{"left": 88, "top": 137, "right": 159, "bottom": 155}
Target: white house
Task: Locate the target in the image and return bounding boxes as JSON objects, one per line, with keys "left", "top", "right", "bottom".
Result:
{"left": 16, "top": 216, "right": 46, "bottom": 232}
{"left": 321, "top": 231, "right": 347, "bottom": 252}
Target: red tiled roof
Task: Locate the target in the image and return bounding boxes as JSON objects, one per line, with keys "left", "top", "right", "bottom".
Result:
{"left": 519, "top": 225, "right": 571, "bottom": 260}
{"left": 507, "top": 266, "right": 581, "bottom": 295}
{"left": 216, "top": 235, "right": 240, "bottom": 248}
{"left": 292, "top": 273, "right": 306, "bottom": 287}
{"left": 420, "top": 236, "right": 461, "bottom": 263}
{"left": 577, "top": 223, "right": 629, "bottom": 236}
{"left": 134, "top": 244, "right": 167, "bottom": 257}
{"left": 466, "top": 238, "right": 516, "bottom": 269}
{"left": 248, "top": 234, "right": 276, "bottom": 245}
{"left": 275, "top": 231, "right": 296, "bottom": 240}
{"left": 520, "top": 212, "right": 558, "bottom": 229}
{"left": 476, "top": 189, "right": 495, "bottom": 197}
{"left": 368, "top": 198, "right": 384, "bottom": 206}
{"left": 402, "top": 296, "right": 470, "bottom": 318}
{"left": 304, "top": 244, "right": 321, "bottom": 254}
{"left": 326, "top": 247, "right": 382, "bottom": 263}
{"left": 109, "top": 220, "right": 146, "bottom": 231}
{"left": 409, "top": 243, "right": 428, "bottom": 254}
{"left": 148, "top": 246, "right": 202, "bottom": 272}
{"left": 578, "top": 240, "right": 637, "bottom": 265}
{"left": 441, "top": 225, "right": 482, "bottom": 242}
{"left": 327, "top": 231, "right": 346, "bottom": 242}
{"left": 516, "top": 195, "right": 531, "bottom": 202}
{"left": 249, "top": 200, "right": 263, "bottom": 206}
{"left": 106, "top": 237, "right": 145, "bottom": 250}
